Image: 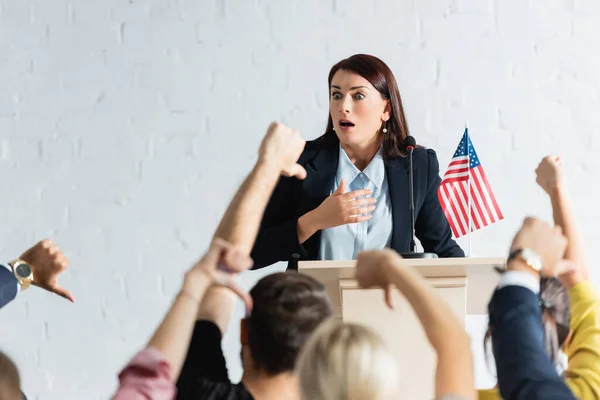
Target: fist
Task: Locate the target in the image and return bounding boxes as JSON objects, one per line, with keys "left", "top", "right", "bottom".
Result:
{"left": 535, "top": 155, "right": 565, "bottom": 195}
{"left": 355, "top": 249, "right": 401, "bottom": 309}
{"left": 19, "top": 240, "right": 74, "bottom": 302}
{"left": 510, "top": 217, "right": 567, "bottom": 277}
{"left": 355, "top": 249, "right": 399, "bottom": 289}
{"left": 258, "top": 122, "right": 307, "bottom": 179}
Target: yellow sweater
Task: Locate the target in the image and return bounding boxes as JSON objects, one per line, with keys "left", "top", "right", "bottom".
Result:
{"left": 478, "top": 281, "right": 600, "bottom": 400}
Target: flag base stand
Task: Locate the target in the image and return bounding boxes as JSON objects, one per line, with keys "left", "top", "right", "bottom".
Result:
{"left": 400, "top": 252, "right": 438, "bottom": 259}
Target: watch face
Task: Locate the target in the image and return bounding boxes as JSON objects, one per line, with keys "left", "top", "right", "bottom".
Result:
{"left": 15, "top": 263, "right": 32, "bottom": 278}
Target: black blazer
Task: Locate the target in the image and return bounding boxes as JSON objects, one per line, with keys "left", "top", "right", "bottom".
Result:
{"left": 0, "top": 264, "right": 17, "bottom": 310}
{"left": 489, "top": 285, "right": 576, "bottom": 400}
{"left": 250, "top": 138, "right": 464, "bottom": 270}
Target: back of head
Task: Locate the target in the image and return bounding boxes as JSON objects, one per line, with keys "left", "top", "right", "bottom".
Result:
{"left": 246, "top": 272, "right": 333, "bottom": 375}
{"left": 297, "top": 320, "right": 400, "bottom": 400}
{"left": 0, "top": 351, "right": 21, "bottom": 400}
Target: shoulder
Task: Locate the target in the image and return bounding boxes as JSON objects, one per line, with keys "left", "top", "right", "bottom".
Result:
{"left": 410, "top": 147, "right": 440, "bottom": 170}
{"left": 303, "top": 138, "right": 325, "bottom": 155}
{"left": 298, "top": 138, "right": 336, "bottom": 164}
{"left": 177, "top": 379, "right": 243, "bottom": 399}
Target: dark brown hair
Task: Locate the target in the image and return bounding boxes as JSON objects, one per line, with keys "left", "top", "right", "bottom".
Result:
{"left": 246, "top": 272, "right": 333, "bottom": 375}
{"left": 484, "top": 278, "right": 571, "bottom": 370}
{"left": 318, "top": 54, "right": 411, "bottom": 161}
{"left": 0, "top": 351, "right": 21, "bottom": 400}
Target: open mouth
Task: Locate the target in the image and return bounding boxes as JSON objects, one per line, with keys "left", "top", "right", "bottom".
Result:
{"left": 339, "top": 119, "right": 355, "bottom": 128}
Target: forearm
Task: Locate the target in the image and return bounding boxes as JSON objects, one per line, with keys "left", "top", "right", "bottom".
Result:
{"left": 297, "top": 210, "right": 319, "bottom": 244}
{"left": 386, "top": 262, "right": 474, "bottom": 399}
{"left": 213, "top": 160, "right": 281, "bottom": 254}
{"left": 147, "top": 276, "right": 211, "bottom": 381}
{"left": 196, "top": 287, "right": 237, "bottom": 334}
{"left": 490, "top": 286, "right": 576, "bottom": 400}
{"left": 550, "top": 186, "right": 589, "bottom": 283}
{"left": 434, "top": 338, "right": 474, "bottom": 400}
{"left": 201, "top": 162, "right": 280, "bottom": 330}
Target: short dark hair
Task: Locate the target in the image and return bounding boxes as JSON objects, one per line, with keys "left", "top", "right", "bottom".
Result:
{"left": 0, "top": 351, "right": 21, "bottom": 400}
{"left": 246, "top": 272, "right": 333, "bottom": 374}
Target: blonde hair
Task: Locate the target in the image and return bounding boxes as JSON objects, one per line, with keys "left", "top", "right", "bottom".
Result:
{"left": 297, "top": 319, "right": 400, "bottom": 400}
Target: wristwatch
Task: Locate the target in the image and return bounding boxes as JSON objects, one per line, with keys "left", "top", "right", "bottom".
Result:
{"left": 507, "top": 248, "right": 543, "bottom": 272}
{"left": 9, "top": 259, "right": 34, "bottom": 290}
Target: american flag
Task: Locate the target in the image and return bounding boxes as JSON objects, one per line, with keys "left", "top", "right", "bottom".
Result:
{"left": 438, "top": 128, "right": 503, "bottom": 238}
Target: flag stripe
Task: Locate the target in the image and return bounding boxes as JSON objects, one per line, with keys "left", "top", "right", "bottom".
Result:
{"left": 443, "top": 171, "right": 469, "bottom": 180}
{"left": 472, "top": 168, "right": 495, "bottom": 224}
{"left": 440, "top": 185, "right": 463, "bottom": 237}
{"left": 440, "top": 192, "right": 460, "bottom": 238}
{"left": 439, "top": 176, "right": 468, "bottom": 185}
{"left": 453, "top": 181, "right": 470, "bottom": 233}
{"left": 481, "top": 169, "right": 504, "bottom": 220}
{"left": 444, "top": 184, "right": 466, "bottom": 236}
{"left": 469, "top": 184, "right": 485, "bottom": 229}
{"left": 470, "top": 172, "right": 490, "bottom": 226}
{"left": 459, "top": 182, "right": 480, "bottom": 231}
{"left": 477, "top": 167, "right": 501, "bottom": 223}
{"left": 439, "top": 186, "right": 459, "bottom": 237}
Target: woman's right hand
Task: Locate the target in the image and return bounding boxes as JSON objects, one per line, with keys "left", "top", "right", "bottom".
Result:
{"left": 297, "top": 179, "right": 376, "bottom": 242}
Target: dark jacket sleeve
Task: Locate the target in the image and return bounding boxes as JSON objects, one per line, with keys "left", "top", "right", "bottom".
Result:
{"left": 0, "top": 265, "right": 18, "bottom": 310}
{"left": 414, "top": 149, "right": 464, "bottom": 258}
{"left": 177, "top": 321, "right": 228, "bottom": 386}
{"left": 250, "top": 175, "right": 307, "bottom": 269}
{"left": 489, "top": 286, "right": 577, "bottom": 400}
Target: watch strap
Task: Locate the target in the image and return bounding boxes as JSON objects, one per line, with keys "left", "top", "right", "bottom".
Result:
{"left": 507, "top": 248, "right": 543, "bottom": 272}
{"left": 507, "top": 248, "right": 523, "bottom": 262}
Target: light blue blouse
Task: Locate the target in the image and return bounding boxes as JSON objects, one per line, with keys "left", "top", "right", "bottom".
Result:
{"left": 319, "top": 145, "right": 393, "bottom": 260}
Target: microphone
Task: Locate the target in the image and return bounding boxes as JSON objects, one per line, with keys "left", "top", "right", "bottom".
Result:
{"left": 404, "top": 135, "right": 416, "bottom": 150}
{"left": 400, "top": 136, "right": 438, "bottom": 259}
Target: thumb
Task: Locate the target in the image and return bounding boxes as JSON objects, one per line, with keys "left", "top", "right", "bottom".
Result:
{"left": 228, "top": 280, "right": 253, "bottom": 316}
{"left": 384, "top": 284, "right": 394, "bottom": 310}
{"left": 204, "top": 238, "right": 230, "bottom": 265}
{"left": 289, "top": 164, "right": 307, "bottom": 180}
{"left": 53, "top": 285, "right": 75, "bottom": 303}
{"left": 214, "top": 272, "right": 253, "bottom": 315}
{"left": 334, "top": 179, "right": 346, "bottom": 195}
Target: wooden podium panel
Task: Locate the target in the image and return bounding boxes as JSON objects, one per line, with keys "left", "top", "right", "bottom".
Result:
{"left": 299, "top": 258, "right": 504, "bottom": 399}
{"left": 341, "top": 278, "right": 465, "bottom": 399}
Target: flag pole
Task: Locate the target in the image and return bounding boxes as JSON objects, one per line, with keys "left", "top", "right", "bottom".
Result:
{"left": 466, "top": 120, "right": 472, "bottom": 257}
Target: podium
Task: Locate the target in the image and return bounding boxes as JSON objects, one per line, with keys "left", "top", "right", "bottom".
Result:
{"left": 299, "top": 257, "right": 505, "bottom": 400}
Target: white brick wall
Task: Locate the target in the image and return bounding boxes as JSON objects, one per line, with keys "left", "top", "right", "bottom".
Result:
{"left": 1, "top": 0, "right": 599, "bottom": 398}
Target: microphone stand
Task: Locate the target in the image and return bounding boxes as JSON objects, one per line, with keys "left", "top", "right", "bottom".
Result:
{"left": 400, "top": 144, "right": 438, "bottom": 259}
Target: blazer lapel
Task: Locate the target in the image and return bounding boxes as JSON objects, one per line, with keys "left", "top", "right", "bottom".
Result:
{"left": 386, "top": 157, "right": 410, "bottom": 252}
{"left": 300, "top": 141, "right": 339, "bottom": 258}
{"left": 302, "top": 142, "right": 339, "bottom": 211}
